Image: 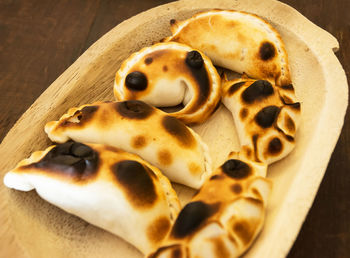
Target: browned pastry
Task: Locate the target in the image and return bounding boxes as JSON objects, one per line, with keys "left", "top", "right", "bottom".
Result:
{"left": 149, "top": 152, "right": 272, "bottom": 258}
{"left": 166, "top": 9, "right": 292, "bottom": 87}
{"left": 3, "top": 142, "right": 180, "bottom": 254}
{"left": 45, "top": 100, "right": 212, "bottom": 189}
{"left": 222, "top": 77, "right": 301, "bottom": 164}
{"left": 114, "top": 42, "right": 221, "bottom": 124}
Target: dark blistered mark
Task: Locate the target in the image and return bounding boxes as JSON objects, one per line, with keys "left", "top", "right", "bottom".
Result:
{"left": 171, "top": 201, "right": 216, "bottom": 238}
{"left": 170, "top": 19, "right": 176, "bottom": 25}
{"left": 158, "top": 149, "right": 173, "bottom": 166}
{"left": 149, "top": 245, "right": 182, "bottom": 258}
{"left": 131, "top": 135, "right": 147, "bottom": 149}
{"left": 255, "top": 106, "right": 280, "bottom": 128}
{"left": 228, "top": 81, "right": 245, "bottom": 95}
{"left": 125, "top": 71, "right": 148, "bottom": 91}
{"left": 281, "top": 84, "right": 295, "bottom": 91}
{"left": 233, "top": 220, "right": 254, "bottom": 244}
{"left": 213, "top": 238, "right": 231, "bottom": 258}
{"left": 242, "top": 80, "right": 274, "bottom": 104}
{"left": 171, "top": 248, "right": 182, "bottom": 258}
{"left": 259, "top": 41, "right": 276, "bottom": 61}
{"left": 221, "top": 159, "right": 251, "bottom": 179}
{"left": 287, "top": 102, "right": 301, "bottom": 111}
{"left": 231, "top": 183, "right": 242, "bottom": 194}
{"left": 186, "top": 51, "right": 204, "bottom": 69}
{"left": 115, "top": 100, "right": 154, "bottom": 120}
{"left": 268, "top": 137, "right": 283, "bottom": 155}
{"left": 145, "top": 57, "right": 153, "bottom": 65}
{"left": 147, "top": 216, "right": 171, "bottom": 244}
{"left": 286, "top": 115, "right": 296, "bottom": 133}
{"left": 112, "top": 160, "right": 157, "bottom": 207}
{"left": 162, "top": 116, "right": 195, "bottom": 148}
{"left": 240, "top": 108, "right": 248, "bottom": 120}
{"left": 286, "top": 135, "right": 294, "bottom": 142}
{"left": 184, "top": 51, "right": 211, "bottom": 113}
{"left": 163, "top": 65, "right": 168, "bottom": 72}
{"left": 210, "top": 174, "right": 221, "bottom": 180}
{"left": 32, "top": 142, "right": 99, "bottom": 180}
{"left": 252, "top": 134, "right": 260, "bottom": 162}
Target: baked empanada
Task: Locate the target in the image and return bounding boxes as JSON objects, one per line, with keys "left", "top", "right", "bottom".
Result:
{"left": 167, "top": 10, "right": 291, "bottom": 86}
{"left": 3, "top": 142, "right": 180, "bottom": 254}
{"left": 149, "top": 152, "right": 272, "bottom": 258}
{"left": 45, "top": 100, "right": 212, "bottom": 189}
{"left": 222, "top": 77, "right": 301, "bottom": 164}
{"left": 114, "top": 42, "right": 221, "bottom": 124}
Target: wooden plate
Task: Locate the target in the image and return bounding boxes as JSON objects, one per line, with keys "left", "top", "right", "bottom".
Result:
{"left": 0, "top": 0, "right": 348, "bottom": 257}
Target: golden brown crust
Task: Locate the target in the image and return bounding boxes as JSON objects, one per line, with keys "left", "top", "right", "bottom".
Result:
{"left": 167, "top": 9, "right": 292, "bottom": 86}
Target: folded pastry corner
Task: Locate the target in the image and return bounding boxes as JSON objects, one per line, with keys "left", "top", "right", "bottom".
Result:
{"left": 4, "top": 142, "right": 181, "bottom": 254}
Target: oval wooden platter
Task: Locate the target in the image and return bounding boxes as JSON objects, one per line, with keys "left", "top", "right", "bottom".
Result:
{"left": 0, "top": 0, "right": 348, "bottom": 257}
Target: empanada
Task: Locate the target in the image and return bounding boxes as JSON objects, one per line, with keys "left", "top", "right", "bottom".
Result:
{"left": 166, "top": 10, "right": 291, "bottom": 86}
{"left": 3, "top": 142, "right": 180, "bottom": 254}
{"left": 149, "top": 152, "right": 272, "bottom": 258}
{"left": 114, "top": 42, "right": 221, "bottom": 124}
{"left": 45, "top": 100, "right": 212, "bottom": 189}
{"left": 222, "top": 77, "right": 301, "bottom": 164}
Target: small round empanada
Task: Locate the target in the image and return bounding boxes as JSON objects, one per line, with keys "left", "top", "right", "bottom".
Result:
{"left": 114, "top": 42, "right": 221, "bottom": 124}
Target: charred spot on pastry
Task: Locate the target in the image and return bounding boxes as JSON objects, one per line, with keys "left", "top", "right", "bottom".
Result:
{"left": 228, "top": 81, "right": 245, "bottom": 95}
{"left": 288, "top": 102, "right": 301, "bottom": 111}
{"left": 112, "top": 160, "right": 157, "bottom": 207}
{"left": 233, "top": 220, "right": 254, "bottom": 244}
{"left": 281, "top": 84, "right": 295, "bottom": 91}
{"left": 259, "top": 41, "right": 276, "bottom": 61}
{"left": 240, "top": 108, "right": 249, "bottom": 120}
{"left": 255, "top": 105, "right": 280, "bottom": 128}
{"left": 145, "top": 57, "right": 153, "bottom": 65}
{"left": 116, "top": 100, "right": 154, "bottom": 119}
{"left": 231, "top": 183, "right": 242, "bottom": 194}
{"left": 170, "top": 19, "right": 176, "bottom": 25}
{"left": 186, "top": 51, "right": 203, "bottom": 69}
{"left": 285, "top": 115, "right": 296, "bottom": 133}
{"left": 162, "top": 116, "right": 195, "bottom": 148}
{"left": 242, "top": 80, "right": 274, "bottom": 104}
{"left": 221, "top": 159, "right": 251, "bottom": 179}
{"left": 125, "top": 71, "right": 148, "bottom": 91}
{"left": 33, "top": 142, "right": 98, "bottom": 180}
{"left": 150, "top": 245, "right": 183, "bottom": 258}
{"left": 171, "top": 201, "right": 216, "bottom": 238}
{"left": 157, "top": 149, "right": 173, "bottom": 166}
{"left": 268, "top": 137, "right": 283, "bottom": 155}
{"left": 131, "top": 135, "right": 147, "bottom": 149}
{"left": 147, "top": 216, "right": 171, "bottom": 244}
{"left": 210, "top": 174, "right": 221, "bottom": 180}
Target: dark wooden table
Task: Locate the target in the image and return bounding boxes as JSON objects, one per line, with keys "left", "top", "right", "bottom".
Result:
{"left": 0, "top": 0, "right": 349, "bottom": 257}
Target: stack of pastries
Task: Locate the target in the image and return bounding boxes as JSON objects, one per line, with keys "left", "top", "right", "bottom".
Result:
{"left": 4, "top": 9, "right": 301, "bottom": 258}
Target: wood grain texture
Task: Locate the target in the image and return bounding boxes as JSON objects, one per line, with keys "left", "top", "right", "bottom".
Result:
{"left": 0, "top": 0, "right": 348, "bottom": 257}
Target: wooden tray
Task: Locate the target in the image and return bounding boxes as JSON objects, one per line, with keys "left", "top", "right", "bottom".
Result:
{"left": 0, "top": 0, "right": 348, "bottom": 257}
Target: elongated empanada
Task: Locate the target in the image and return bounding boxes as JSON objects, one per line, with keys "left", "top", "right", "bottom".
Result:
{"left": 149, "top": 152, "right": 272, "bottom": 258}
{"left": 114, "top": 42, "right": 221, "bottom": 124}
{"left": 222, "top": 77, "right": 301, "bottom": 164}
{"left": 167, "top": 10, "right": 291, "bottom": 86}
{"left": 3, "top": 142, "right": 180, "bottom": 254}
{"left": 45, "top": 100, "right": 212, "bottom": 189}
